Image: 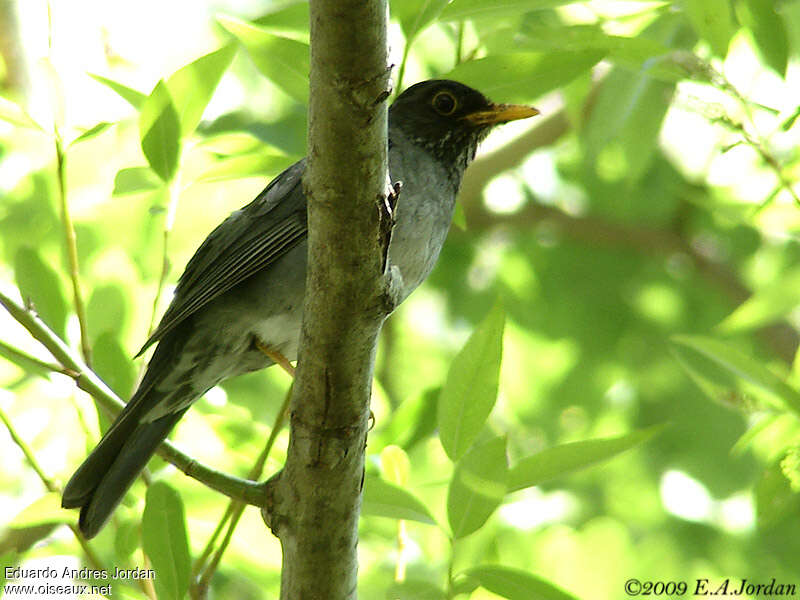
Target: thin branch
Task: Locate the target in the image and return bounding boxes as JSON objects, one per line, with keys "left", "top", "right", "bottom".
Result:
{"left": 0, "top": 405, "right": 104, "bottom": 570}
{"left": 0, "top": 285, "right": 264, "bottom": 506}
{"left": 54, "top": 137, "right": 92, "bottom": 365}
{"left": 193, "top": 385, "right": 292, "bottom": 595}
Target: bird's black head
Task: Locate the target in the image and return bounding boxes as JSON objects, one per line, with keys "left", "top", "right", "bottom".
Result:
{"left": 389, "top": 79, "right": 538, "bottom": 178}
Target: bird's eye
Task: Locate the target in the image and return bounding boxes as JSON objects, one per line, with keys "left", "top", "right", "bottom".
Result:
{"left": 432, "top": 91, "right": 457, "bottom": 115}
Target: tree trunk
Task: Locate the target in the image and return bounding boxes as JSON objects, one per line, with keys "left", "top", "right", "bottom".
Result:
{"left": 269, "top": 1, "right": 391, "bottom": 598}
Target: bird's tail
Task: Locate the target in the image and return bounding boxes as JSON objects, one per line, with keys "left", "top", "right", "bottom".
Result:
{"left": 62, "top": 389, "right": 187, "bottom": 539}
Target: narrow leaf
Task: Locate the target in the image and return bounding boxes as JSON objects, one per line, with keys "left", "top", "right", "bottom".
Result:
{"left": 89, "top": 73, "right": 147, "bottom": 109}
{"left": 69, "top": 121, "right": 114, "bottom": 146}
{"left": 444, "top": 51, "right": 604, "bottom": 103}
{"left": 737, "top": 0, "right": 788, "bottom": 76}
{"left": 142, "top": 482, "right": 191, "bottom": 600}
{"left": 440, "top": 0, "right": 572, "bottom": 22}
{"left": 166, "top": 44, "right": 237, "bottom": 136}
{"left": 10, "top": 493, "right": 73, "bottom": 526}
{"left": 672, "top": 335, "right": 800, "bottom": 416}
{"left": 465, "top": 565, "right": 579, "bottom": 600}
{"left": 718, "top": 268, "right": 800, "bottom": 334}
{"left": 386, "top": 579, "right": 447, "bottom": 600}
{"left": 112, "top": 166, "right": 163, "bottom": 196}
{"left": 438, "top": 302, "right": 505, "bottom": 461}
{"left": 196, "top": 150, "right": 295, "bottom": 182}
{"left": 0, "top": 96, "right": 43, "bottom": 130}
{"left": 14, "top": 247, "right": 68, "bottom": 339}
{"left": 394, "top": 0, "right": 451, "bottom": 41}
{"left": 362, "top": 475, "right": 437, "bottom": 525}
{"left": 139, "top": 80, "right": 181, "bottom": 182}
{"left": 219, "top": 16, "right": 309, "bottom": 103}
{"left": 447, "top": 436, "right": 508, "bottom": 538}
{"left": 683, "top": 0, "right": 735, "bottom": 58}
{"left": 508, "top": 426, "right": 664, "bottom": 492}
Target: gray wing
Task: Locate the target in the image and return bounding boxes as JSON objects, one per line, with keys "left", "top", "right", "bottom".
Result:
{"left": 137, "top": 159, "right": 308, "bottom": 355}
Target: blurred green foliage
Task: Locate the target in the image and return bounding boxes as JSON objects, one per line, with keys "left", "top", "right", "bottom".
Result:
{"left": 2, "top": 0, "right": 800, "bottom": 598}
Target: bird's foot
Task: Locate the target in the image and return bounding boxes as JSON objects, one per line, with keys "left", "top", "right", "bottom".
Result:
{"left": 254, "top": 340, "right": 296, "bottom": 378}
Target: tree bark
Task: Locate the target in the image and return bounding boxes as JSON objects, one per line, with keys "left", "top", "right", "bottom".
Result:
{"left": 267, "top": 1, "right": 391, "bottom": 598}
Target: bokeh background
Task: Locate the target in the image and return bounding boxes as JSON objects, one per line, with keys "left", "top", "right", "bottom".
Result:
{"left": 1, "top": 0, "right": 800, "bottom": 598}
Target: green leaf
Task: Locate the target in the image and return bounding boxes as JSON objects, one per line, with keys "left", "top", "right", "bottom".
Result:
{"left": 374, "top": 387, "right": 439, "bottom": 452}
{"left": 139, "top": 80, "right": 182, "bottom": 182}
{"left": 112, "top": 166, "right": 163, "bottom": 196}
{"left": 439, "top": 302, "right": 505, "bottom": 461}
{"left": 0, "top": 551, "right": 17, "bottom": 588}
{"left": 385, "top": 579, "right": 447, "bottom": 600}
{"left": 10, "top": 493, "right": 73, "bottom": 526}
{"left": 718, "top": 267, "right": 800, "bottom": 334}
{"left": 87, "top": 283, "right": 128, "bottom": 344}
{"left": 166, "top": 44, "right": 237, "bottom": 136}
{"left": 394, "top": 0, "right": 451, "bottom": 41}
{"left": 92, "top": 332, "right": 135, "bottom": 398}
{"left": 584, "top": 67, "right": 675, "bottom": 181}
{"left": 14, "top": 247, "right": 68, "bottom": 339}
{"left": 69, "top": 122, "right": 114, "bottom": 146}
{"left": 736, "top": 0, "right": 788, "bottom": 76}
{"left": 0, "top": 96, "right": 43, "bottom": 130}
{"left": 683, "top": 0, "right": 735, "bottom": 58}
{"left": 254, "top": 1, "right": 311, "bottom": 40}
{"left": 439, "top": 0, "right": 573, "bottom": 22}
{"left": 362, "top": 475, "right": 437, "bottom": 524}
{"left": 672, "top": 335, "right": 800, "bottom": 416}
{"left": 447, "top": 436, "right": 508, "bottom": 538}
{"left": 142, "top": 482, "right": 191, "bottom": 600}
{"left": 507, "top": 427, "right": 664, "bottom": 492}
{"left": 444, "top": 51, "right": 604, "bottom": 103}
{"left": 89, "top": 73, "right": 147, "bottom": 109}
{"left": 756, "top": 462, "right": 800, "bottom": 528}
{"left": 219, "top": 16, "right": 309, "bottom": 103}
{"left": 196, "top": 150, "right": 295, "bottom": 182}
{"left": 464, "top": 565, "right": 579, "bottom": 600}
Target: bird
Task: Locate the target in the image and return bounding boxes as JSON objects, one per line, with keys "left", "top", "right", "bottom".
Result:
{"left": 62, "top": 79, "right": 539, "bottom": 538}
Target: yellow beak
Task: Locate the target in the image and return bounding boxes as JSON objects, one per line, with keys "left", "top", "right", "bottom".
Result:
{"left": 464, "top": 103, "right": 540, "bottom": 126}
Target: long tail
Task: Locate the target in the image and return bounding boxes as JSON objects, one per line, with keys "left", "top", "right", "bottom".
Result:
{"left": 61, "top": 389, "right": 188, "bottom": 538}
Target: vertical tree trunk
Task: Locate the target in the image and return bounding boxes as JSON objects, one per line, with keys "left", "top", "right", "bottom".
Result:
{"left": 270, "top": 1, "right": 390, "bottom": 598}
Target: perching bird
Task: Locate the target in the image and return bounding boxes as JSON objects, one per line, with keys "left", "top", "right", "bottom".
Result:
{"left": 62, "top": 79, "right": 538, "bottom": 538}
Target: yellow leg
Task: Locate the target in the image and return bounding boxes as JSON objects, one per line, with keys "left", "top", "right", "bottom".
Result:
{"left": 255, "top": 340, "right": 296, "bottom": 378}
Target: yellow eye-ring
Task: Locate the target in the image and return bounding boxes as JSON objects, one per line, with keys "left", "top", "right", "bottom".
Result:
{"left": 432, "top": 90, "right": 457, "bottom": 115}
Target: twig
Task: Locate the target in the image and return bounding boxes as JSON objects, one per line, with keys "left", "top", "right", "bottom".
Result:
{"left": 0, "top": 285, "right": 264, "bottom": 506}
{"left": 193, "top": 384, "right": 292, "bottom": 593}
{"left": 54, "top": 137, "right": 92, "bottom": 365}
{"left": 0, "top": 405, "right": 104, "bottom": 570}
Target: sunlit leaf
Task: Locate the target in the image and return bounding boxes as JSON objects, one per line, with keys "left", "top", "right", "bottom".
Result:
{"left": 87, "top": 283, "right": 128, "bottom": 344}
{"left": 10, "top": 493, "right": 72, "bottom": 526}
{"left": 718, "top": 267, "right": 800, "bottom": 334}
{"left": 444, "top": 51, "right": 604, "bottom": 103}
{"left": 508, "top": 426, "right": 664, "bottom": 492}
{"left": 92, "top": 332, "right": 135, "bottom": 398}
{"left": 736, "top": 0, "right": 788, "bottom": 76}
{"left": 440, "top": 0, "right": 573, "bottom": 22}
{"left": 394, "top": 0, "right": 451, "bottom": 41}
{"left": 112, "top": 166, "right": 163, "bottom": 196}
{"left": 672, "top": 335, "right": 800, "bottom": 416}
{"left": 219, "top": 16, "right": 309, "bottom": 103}
{"left": 69, "top": 122, "right": 114, "bottom": 146}
{"left": 196, "top": 151, "right": 295, "bottom": 182}
{"left": 254, "top": 1, "right": 310, "bottom": 40}
{"left": 385, "top": 580, "right": 447, "bottom": 600}
{"left": 14, "top": 247, "right": 68, "bottom": 339}
{"left": 139, "top": 80, "right": 181, "bottom": 182}
{"left": 683, "top": 0, "right": 735, "bottom": 58}
{"left": 0, "top": 96, "right": 43, "bottom": 130}
{"left": 362, "top": 475, "right": 437, "bottom": 524}
{"left": 447, "top": 436, "right": 508, "bottom": 538}
{"left": 464, "top": 565, "right": 579, "bottom": 600}
{"left": 756, "top": 462, "right": 800, "bottom": 529}
{"left": 166, "top": 44, "right": 237, "bottom": 136}
{"left": 142, "top": 482, "right": 191, "bottom": 600}
{"left": 438, "top": 301, "right": 504, "bottom": 461}
{"left": 89, "top": 73, "right": 147, "bottom": 109}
